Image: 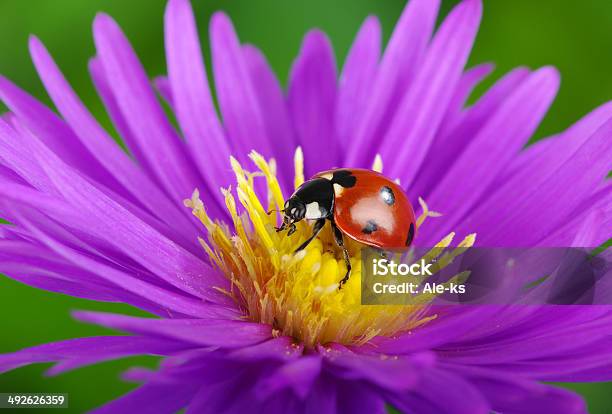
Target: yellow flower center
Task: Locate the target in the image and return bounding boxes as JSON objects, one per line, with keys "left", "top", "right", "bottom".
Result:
{"left": 185, "top": 149, "right": 475, "bottom": 348}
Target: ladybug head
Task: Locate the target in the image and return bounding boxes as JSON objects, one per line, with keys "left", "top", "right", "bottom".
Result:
{"left": 284, "top": 196, "right": 306, "bottom": 222}
{"left": 275, "top": 196, "right": 305, "bottom": 236}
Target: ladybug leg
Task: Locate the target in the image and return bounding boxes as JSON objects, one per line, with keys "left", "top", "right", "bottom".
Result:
{"left": 294, "top": 219, "right": 325, "bottom": 253}
{"left": 287, "top": 223, "right": 297, "bottom": 236}
{"left": 277, "top": 219, "right": 296, "bottom": 235}
{"left": 332, "top": 222, "right": 352, "bottom": 289}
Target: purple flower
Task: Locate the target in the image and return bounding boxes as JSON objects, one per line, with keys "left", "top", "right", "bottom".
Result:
{"left": 0, "top": 0, "right": 611, "bottom": 412}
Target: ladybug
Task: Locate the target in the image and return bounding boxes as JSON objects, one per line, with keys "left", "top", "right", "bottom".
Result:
{"left": 276, "top": 169, "right": 416, "bottom": 288}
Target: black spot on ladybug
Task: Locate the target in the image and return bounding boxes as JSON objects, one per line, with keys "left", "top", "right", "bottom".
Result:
{"left": 405, "top": 223, "right": 415, "bottom": 246}
{"left": 380, "top": 186, "right": 395, "bottom": 206}
{"left": 332, "top": 170, "right": 357, "bottom": 188}
{"left": 362, "top": 220, "right": 378, "bottom": 235}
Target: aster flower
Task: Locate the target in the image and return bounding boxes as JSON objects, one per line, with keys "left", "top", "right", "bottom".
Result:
{"left": 0, "top": 0, "right": 611, "bottom": 412}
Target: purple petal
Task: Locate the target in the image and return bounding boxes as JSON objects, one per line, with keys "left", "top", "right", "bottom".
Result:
{"left": 243, "top": 44, "right": 296, "bottom": 188}
{"left": 73, "top": 311, "right": 271, "bottom": 348}
{"left": 551, "top": 364, "right": 612, "bottom": 382}
{"left": 0, "top": 180, "right": 91, "bottom": 237}
{"left": 445, "top": 365, "right": 587, "bottom": 414}
{"left": 501, "top": 101, "right": 612, "bottom": 183}
{"left": 462, "top": 102, "right": 612, "bottom": 246}
{"left": 302, "top": 377, "right": 338, "bottom": 414}
{"left": 10, "top": 222, "right": 236, "bottom": 319}
{"left": 1, "top": 269, "right": 123, "bottom": 303}
{"left": 369, "top": 306, "right": 501, "bottom": 354}
{"left": 440, "top": 315, "right": 612, "bottom": 367}
{"left": 336, "top": 381, "right": 386, "bottom": 414}
{"left": 437, "top": 63, "right": 495, "bottom": 137}
{"left": 171, "top": 352, "right": 270, "bottom": 413}
{"left": 345, "top": 0, "right": 441, "bottom": 166}
{"left": 472, "top": 115, "right": 612, "bottom": 246}
{"left": 322, "top": 345, "right": 435, "bottom": 392}
{"left": 186, "top": 374, "right": 262, "bottom": 414}
{"left": 209, "top": 12, "right": 272, "bottom": 162}
{"left": 388, "top": 367, "right": 490, "bottom": 414}
{"left": 88, "top": 57, "right": 148, "bottom": 170}
{"left": 92, "top": 381, "right": 200, "bottom": 414}
{"left": 540, "top": 185, "right": 611, "bottom": 247}
{"left": 471, "top": 344, "right": 612, "bottom": 381}
{"left": 93, "top": 13, "right": 200, "bottom": 208}
{"left": 120, "top": 366, "right": 157, "bottom": 383}
{"left": 0, "top": 336, "right": 187, "bottom": 375}
{"left": 228, "top": 336, "right": 303, "bottom": 362}
{"left": 0, "top": 239, "right": 81, "bottom": 273}
{"left": 446, "top": 306, "right": 612, "bottom": 349}
{"left": 410, "top": 67, "right": 531, "bottom": 201}
{"left": 0, "top": 137, "right": 227, "bottom": 301}
{"left": 257, "top": 355, "right": 322, "bottom": 399}
{"left": 383, "top": 0, "right": 483, "bottom": 183}
{"left": 0, "top": 76, "right": 117, "bottom": 190}
{"left": 28, "top": 37, "right": 196, "bottom": 235}
{"left": 428, "top": 308, "right": 612, "bottom": 380}
{"left": 288, "top": 30, "right": 337, "bottom": 175}
{"left": 0, "top": 118, "right": 53, "bottom": 191}
{"left": 336, "top": 16, "right": 381, "bottom": 155}
{"left": 152, "top": 75, "right": 173, "bottom": 107}
{"left": 0, "top": 160, "right": 23, "bottom": 182}
{"left": 164, "top": 0, "right": 234, "bottom": 195}
{"left": 422, "top": 67, "right": 560, "bottom": 245}
{"left": 0, "top": 224, "right": 205, "bottom": 317}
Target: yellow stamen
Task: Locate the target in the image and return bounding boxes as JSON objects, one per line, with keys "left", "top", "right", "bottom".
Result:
{"left": 186, "top": 151, "right": 474, "bottom": 348}
{"left": 294, "top": 147, "right": 304, "bottom": 189}
{"left": 372, "top": 154, "right": 383, "bottom": 173}
{"left": 417, "top": 196, "right": 442, "bottom": 229}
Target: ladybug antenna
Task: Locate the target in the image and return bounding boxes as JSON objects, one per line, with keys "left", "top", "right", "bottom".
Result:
{"left": 267, "top": 208, "right": 285, "bottom": 215}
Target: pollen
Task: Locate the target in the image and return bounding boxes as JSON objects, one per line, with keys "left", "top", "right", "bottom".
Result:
{"left": 185, "top": 149, "right": 475, "bottom": 348}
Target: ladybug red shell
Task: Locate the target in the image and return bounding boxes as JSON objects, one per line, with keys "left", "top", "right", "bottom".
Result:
{"left": 276, "top": 168, "right": 417, "bottom": 288}
{"left": 315, "top": 169, "right": 416, "bottom": 250}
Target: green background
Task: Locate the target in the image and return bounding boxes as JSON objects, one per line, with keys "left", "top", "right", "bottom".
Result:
{"left": 1, "top": 0, "right": 611, "bottom": 412}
